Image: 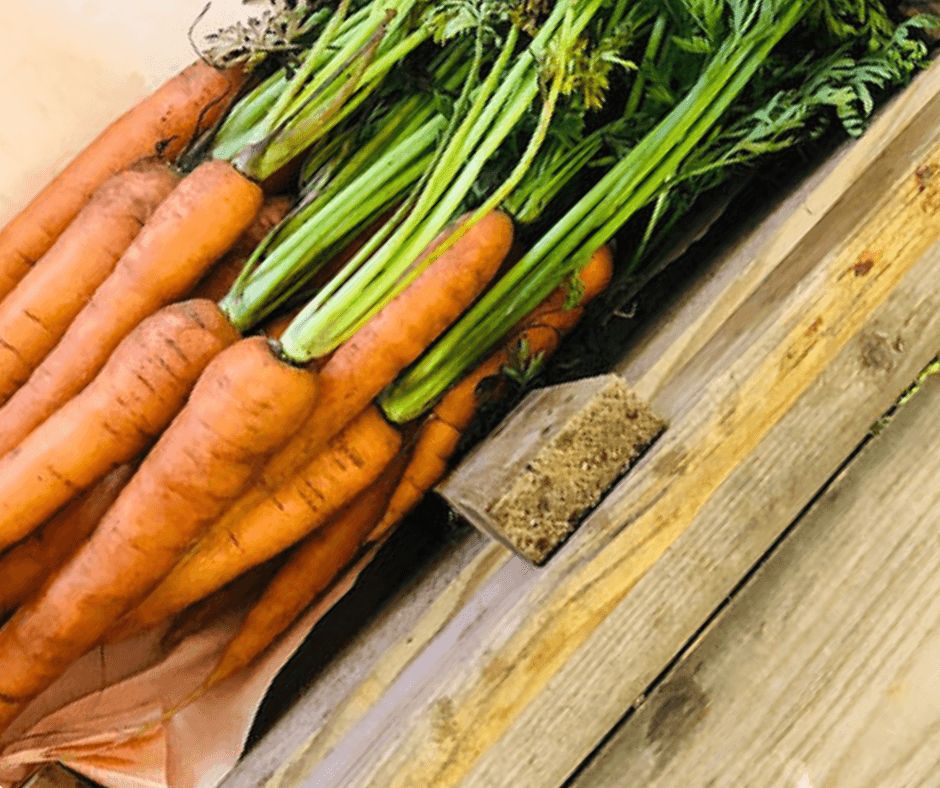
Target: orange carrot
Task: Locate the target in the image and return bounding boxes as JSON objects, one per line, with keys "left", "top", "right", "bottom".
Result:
{"left": 105, "top": 212, "right": 510, "bottom": 641}
{"left": 199, "top": 241, "right": 606, "bottom": 682}
{"left": 206, "top": 454, "right": 408, "bottom": 688}
{"left": 257, "top": 210, "right": 514, "bottom": 494}
{"left": 368, "top": 418, "right": 463, "bottom": 545}
{"left": 190, "top": 195, "right": 293, "bottom": 302}
{"left": 159, "top": 559, "right": 286, "bottom": 654}
{"left": 0, "top": 336, "right": 319, "bottom": 735}
{"left": 108, "top": 209, "right": 513, "bottom": 632}
{"left": 369, "top": 245, "right": 614, "bottom": 541}
{"left": 0, "top": 463, "right": 135, "bottom": 618}
{"left": 0, "top": 159, "right": 264, "bottom": 457}
{"left": 260, "top": 306, "right": 305, "bottom": 342}
{"left": 108, "top": 404, "right": 402, "bottom": 641}
{"left": 0, "top": 162, "right": 181, "bottom": 404}
{"left": 0, "top": 61, "right": 246, "bottom": 301}
{"left": 0, "top": 299, "right": 241, "bottom": 553}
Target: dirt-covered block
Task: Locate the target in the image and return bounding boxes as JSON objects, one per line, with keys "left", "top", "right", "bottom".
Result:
{"left": 440, "top": 374, "right": 666, "bottom": 564}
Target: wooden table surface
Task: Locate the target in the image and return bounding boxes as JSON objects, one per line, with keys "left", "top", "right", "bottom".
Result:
{"left": 571, "top": 365, "right": 940, "bottom": 788}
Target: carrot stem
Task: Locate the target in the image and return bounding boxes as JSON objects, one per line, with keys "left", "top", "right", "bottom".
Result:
{"left": 381, "top": 0, "right": 809, "bottom": 422}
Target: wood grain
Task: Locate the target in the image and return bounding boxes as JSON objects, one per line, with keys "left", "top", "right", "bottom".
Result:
{"left": 232, "top": 58, "right": 940, "bottom": 788}
{"left": 571, "top": 374, "right": 940, "bottom": 788}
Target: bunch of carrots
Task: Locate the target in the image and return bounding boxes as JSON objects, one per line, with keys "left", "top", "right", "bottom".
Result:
{"left": 0, "top": 0, "right": 931, "bottom": 739}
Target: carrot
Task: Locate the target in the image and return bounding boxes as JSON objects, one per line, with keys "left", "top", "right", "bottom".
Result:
{"left": 190, "top": 195, "right": 293, "bottom": 302}
{"left": 108, "top": 404, "right": 402, "bottom": 641}
{"left": 129, "top": 211, "right": 513, "bottom": 608}
{"left": 0, "top": 162, "right": 181, "bottom": 404}
{"left": 0, "top": 159, "right": 264, "bottom": 457}
{"left": 368, "top": 418, "right": 463, "bottom": 545}
{"left": 370, "top": 245, "right": 614, "bottom": 541}
{"left": 0, "top": 299, "right": 241, "bottom": 553}
{"left": 0, "top": 336, "right": 319, "bottom": 735}
{"left": 259, "top": 210, "right": 514, "bottom": 492}
{"left": 159, "top": 559, "right": 286, "bottom": 654}
{"left": 0, "top": 463, "right": 135, "bottom": 618}
{"left": 195, "top": 244, "right": 604, "bottom": 682}
{"left": 109, "top": 208, "right": 513, "bottom": 630}
{"left": 0, "top": 61, "right": 246, "bottom": 301}
{"left": 105, "top": 212, "right": 510, "bottom": 641}
{"left": 206, "top": 454, "right": 408, "bottom": 688}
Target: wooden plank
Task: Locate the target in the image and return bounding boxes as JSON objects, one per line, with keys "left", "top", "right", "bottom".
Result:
{"left": 442, "top": 375, "right": 665, "bottom": 564}
{"left": 570, "top": 373, "right": 940, "bottom": 788}
{"left": 224, "top": 527, "right": 496, "bottom": 788}
{"left": 228, "top": 59, "right": 940, "bottom": 788}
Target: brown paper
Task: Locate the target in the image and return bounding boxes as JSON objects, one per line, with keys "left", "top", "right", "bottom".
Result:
{"left": 0, "top": 545, "right": 381, "bottom": 788}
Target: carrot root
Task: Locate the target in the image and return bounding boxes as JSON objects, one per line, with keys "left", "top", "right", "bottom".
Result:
{"left": 0, "top": 61, "right": 246, "bottom": 301}
{"left": 0, "top": 299, "right": 240, "bottom": 553}
{"left": 207, "top": 454, "right": 407, "bottom": 688}
{"left": 0, "top": 161, "right": 181, "bottom": 404}
{"left": 0, "top": 463, "right": 135, "bottom": 618}
{"left": 0, "top": 337, "right": 319, "bottom": 732}
{"left": 0, "top": 159, "right": 264, "bottom": 457}
{"left": 109, "top": 404, "right": 402, "bottom": 641}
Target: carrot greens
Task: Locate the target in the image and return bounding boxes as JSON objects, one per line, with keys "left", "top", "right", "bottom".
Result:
{"left": 380, "top": 0, "right": 933, "bottom": 422}
{"left": 197, "top": 0, "right": 931, "bottom": 396}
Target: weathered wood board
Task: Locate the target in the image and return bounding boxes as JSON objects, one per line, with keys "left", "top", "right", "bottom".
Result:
{"left": 443, "top": 375, "right": 666, "bottom": 564}
{"left": 570, "top": 372, "right": 940, "bottom": 788}
{"left": 225, "top": 54, "right": 940, "bottom": 788}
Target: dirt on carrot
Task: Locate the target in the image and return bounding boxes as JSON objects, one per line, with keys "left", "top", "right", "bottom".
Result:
{"left": 0, "top": 60, "right": 246, "bottom": 301}
{"left": 0, "top": 299, "right": 240, "bottom": 553}
{"left": 108, "top": 404, "right": 402, "bottom": 641}
{"left": 206, "top": 453, "right": 409, "bottom": 688}
{"left": 0, "top": 161, "right": 181, "bottom": 404}
{"left": 0, "top": 158, "right": 264, "bottom": 457}
{"left": 0, "top": 335, "right": 318, "bottom": 737}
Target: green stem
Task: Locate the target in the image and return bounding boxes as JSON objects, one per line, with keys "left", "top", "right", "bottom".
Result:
{"left": 222, "top": 134, "right": 441, "bottom": 329}
{"left": 625, "top": 12, "right": 667, "bottom": 120}
{"left": 281, "top": 0, "right": 609, "bottom": 361}
{"left": 380, "top": 0, "right": 809, "bottom": 423}
{"left": 260, "top": 0, "right": 355, "bottom": 137}
{"left": 234, "top": 13, "right": 393, "bottom": 180}
{"left": 278, "top": 21, "right": 527, "bottom": 357}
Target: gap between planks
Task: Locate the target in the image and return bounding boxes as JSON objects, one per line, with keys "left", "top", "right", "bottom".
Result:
{"left": 569, "top": 373, "right": 940, "bottom": 788}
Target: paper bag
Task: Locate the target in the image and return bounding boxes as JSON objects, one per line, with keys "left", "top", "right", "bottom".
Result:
{"left": 0, "top": 546, "right": 380, "bottom": 788}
